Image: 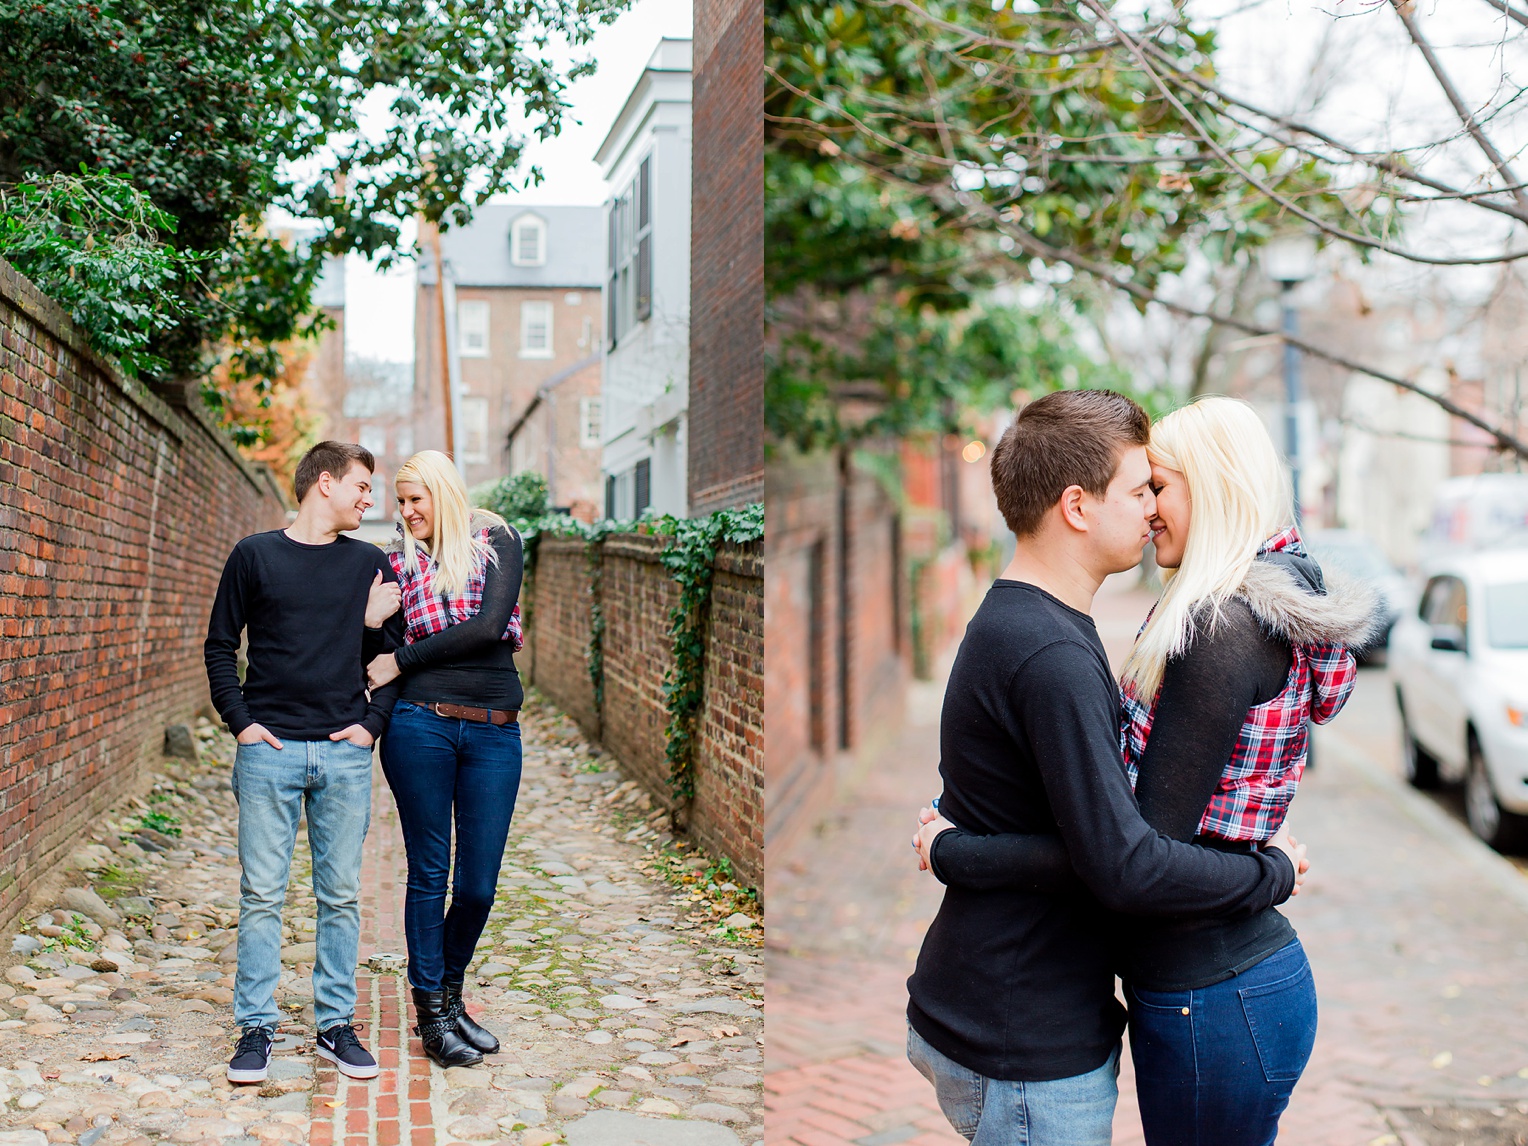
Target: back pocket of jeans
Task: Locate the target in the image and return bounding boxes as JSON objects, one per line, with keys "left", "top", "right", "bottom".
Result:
{"left": 1238, "top": 963, "right": 1317, "bottom": 1083}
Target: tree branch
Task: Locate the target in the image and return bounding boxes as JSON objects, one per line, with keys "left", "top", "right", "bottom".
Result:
{"left": 910, "top": 176, "right": 1528, "bottom": 457}
{"left": 1479, "top": 0, "right": 1528, "bottom": 30}
{"left": 1078, "top": 0, "right": 1528, "bottom": 265}
{"left": 1391, "top": 0, "right": 1528, "bottom": 216}
{"left": 1135, "top": 39, "right": 1528, "bottom": 227}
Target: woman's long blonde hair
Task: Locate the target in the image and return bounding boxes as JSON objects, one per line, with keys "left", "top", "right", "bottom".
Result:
{"left": 395, "top": 450, "right": 508, "bottom": 598}
{"left": 1119, "top": 397, "right": 1293, "bottom": 699}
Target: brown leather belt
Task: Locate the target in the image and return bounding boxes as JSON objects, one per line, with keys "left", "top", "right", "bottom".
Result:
{"left": 410, "top": 701, "right": 519, "bottom": 725}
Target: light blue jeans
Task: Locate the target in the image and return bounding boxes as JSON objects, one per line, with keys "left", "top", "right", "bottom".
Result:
{"left": 908, "top": 1025, "right": 1118, "bottom": 1146}
{"left": 231, "top": 738, "right": 373, "bottom": 1032}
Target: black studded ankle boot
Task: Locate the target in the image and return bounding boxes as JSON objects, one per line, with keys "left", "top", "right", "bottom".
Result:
{"left": 443, "top": 978, "right": 500, "bottom": 1055}
{"left": 412, "top": 987, "right": 483, "bottom": 1068}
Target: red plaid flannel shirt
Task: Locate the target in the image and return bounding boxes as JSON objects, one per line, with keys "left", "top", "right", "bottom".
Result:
{"left": 1119, "top": 527, "right": 1357, "bottom": 842}
{"left": 387, "top": 528, "right": 524, "bottom": 651}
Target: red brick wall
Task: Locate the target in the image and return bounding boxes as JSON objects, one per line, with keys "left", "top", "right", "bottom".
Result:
{"left": 598, "top": 536, "right": 680, "bottom": 800}
{"left": 694, "top": 544, "right": 763, "bottom": 882}
{"left": 522, "top": 531, "right": 763, "bottom": 889}
{"left": 521, "top": 537, "right": 599, "bottom": 733}
{"left": 0, "top": 257, "right": 288, "bottom": 925}
{"left": 688, "top": 0, "right": 764, "bottom": 515}
{"left": 764, "top": 447, "right": 910, "bottom": 855}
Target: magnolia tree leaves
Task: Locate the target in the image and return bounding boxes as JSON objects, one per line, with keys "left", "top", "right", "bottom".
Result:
{"left": 0, "top": 0, "right": 631, "bottom": 396}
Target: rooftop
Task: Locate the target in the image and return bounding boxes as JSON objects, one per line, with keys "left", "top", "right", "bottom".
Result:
{"left": 418, "top": 204, "right": 604, "bottom": 290}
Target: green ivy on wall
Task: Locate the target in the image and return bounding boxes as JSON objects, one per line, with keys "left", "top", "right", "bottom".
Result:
{"left": 585, "top": 540, "right": 607, "bottom": 715}
{"left": 500, "top": 503, "right": 765, "bottom": 809}
{"left": 646, "top": 504, "right": 765, "bottom": 804}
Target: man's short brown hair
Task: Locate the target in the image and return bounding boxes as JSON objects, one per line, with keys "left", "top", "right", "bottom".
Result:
{"left": 990, "top": 389, "right": 1151, "bottom": 537}
{"left": 293, "top": 441, "right": 375, "bottom": 504}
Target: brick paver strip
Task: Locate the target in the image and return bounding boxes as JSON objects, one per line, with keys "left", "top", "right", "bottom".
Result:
{"left": 311, "top": 768, "right": 435, "bottom": 1146}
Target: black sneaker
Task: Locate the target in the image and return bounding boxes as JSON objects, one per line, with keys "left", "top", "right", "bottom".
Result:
{"left": 228, "top": 1026, "right": 275, "bottom": 1083}
{"left": 317, "top": 1023, "right": 378, "bottom": 1079}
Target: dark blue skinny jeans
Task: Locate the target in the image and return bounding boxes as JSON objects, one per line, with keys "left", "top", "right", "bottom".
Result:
{"left": 379, "top": 701, "right": 522, "bottom": 991}
{"left": 1127, "top": 938, "right": 1318, "bottom": 1146}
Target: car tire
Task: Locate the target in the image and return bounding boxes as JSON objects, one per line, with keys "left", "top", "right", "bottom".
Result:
{"left": 1465, "top": 735, "right": 1528, "bottom": 854}
{"left": 1397, "top": 692, "right": 1440, "bottom": 790}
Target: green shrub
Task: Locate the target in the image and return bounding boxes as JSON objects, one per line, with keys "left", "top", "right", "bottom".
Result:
{"left": 472, "top": 472, "right": 550, "bottom": 520}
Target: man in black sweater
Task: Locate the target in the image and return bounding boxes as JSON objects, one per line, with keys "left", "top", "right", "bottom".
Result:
{"left": 204, "top": 442, "right": 406, "bottom": 1085}
{"left": 904, "top": 391, "right": 1304, "bottom": 1145}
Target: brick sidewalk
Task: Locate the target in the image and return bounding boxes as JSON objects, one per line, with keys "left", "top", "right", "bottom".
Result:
{"left": 766, "top": 587, "right": 1528, "bottom": 1146}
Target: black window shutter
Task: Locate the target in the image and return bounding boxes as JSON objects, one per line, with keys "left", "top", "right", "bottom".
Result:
{"left": 607, "top": 207, "right": 618, "bottom": 349}
{"left": 634, "top": 458, "right": 651, "bottom": 517}
{"left": 636, "top": 234, "right": 652, "bottom": 322}
{"left": 638, "top": 156, "right": 651, "bottom": 229}
{"left": 635, "top": 157, "right": 652, "bottom": 322}
{"left": 605, "top": 474, "right": 617, "bottom": 521}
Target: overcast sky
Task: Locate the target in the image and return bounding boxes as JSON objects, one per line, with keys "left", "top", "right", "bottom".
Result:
{"left": 344, "top": 0, "right": 693, "bottom": 364}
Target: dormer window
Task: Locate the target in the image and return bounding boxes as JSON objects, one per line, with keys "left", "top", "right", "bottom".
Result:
{"left": 511, "top": 216, "right": 547, "bottom": 266}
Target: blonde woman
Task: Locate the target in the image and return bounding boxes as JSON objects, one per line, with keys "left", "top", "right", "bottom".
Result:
{"left": 917, "top": 398, "right": 1378, "bottom": 1145}
{"left": 365, "top": 450, "right": 525, "bottom": 1069}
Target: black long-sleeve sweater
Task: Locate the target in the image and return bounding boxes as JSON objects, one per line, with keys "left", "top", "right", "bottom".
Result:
{"left": 204, "top": 530, "right": 405, "bottom": 740}
{"left": 906, "top": 580, "right": 1294, "bottom": 1082}
{"left": 393, "top": 525, "right": 524, "bottom": 712}
{"left": 928, "top": 597, "right": 1297, "bottom": 992}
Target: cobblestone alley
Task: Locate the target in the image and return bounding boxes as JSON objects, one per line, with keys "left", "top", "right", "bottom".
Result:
{"left": 0, "top": 700, "right": 762, "bottom": 1146}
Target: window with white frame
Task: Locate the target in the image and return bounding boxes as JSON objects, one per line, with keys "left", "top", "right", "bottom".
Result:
{"left": 457, "top": 299, "right": 490, "bottom": 357}
{"left": 461, "top": 396, "right": 490, "bottom": 463}
{"left": 606, "top": 154, "right": 652, "bottom": 350}
{"left": 511, "top": 216, "right": 546, "bottom": 266}
{"left": 579, "top": 397, "right": 602, "bottom": 448}
{"left": 520, "top": 300, "right": 553, "bottom": 358}
{"left": 394, "top": 425, "right": 413, "bottom": 459}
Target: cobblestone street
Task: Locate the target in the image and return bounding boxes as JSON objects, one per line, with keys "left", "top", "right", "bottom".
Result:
{"left": 766, "top": 585, "right": 1528, "bottom": 1146}
{"left": 0, "top": 699, "right": 762, "bottom": 1146}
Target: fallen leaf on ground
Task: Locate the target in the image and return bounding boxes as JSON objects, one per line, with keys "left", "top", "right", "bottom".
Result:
{"left": 710, "top": 1026, "right": 741, "bottom": 1039}
{"left": 79, "top": 1051, "right": 132, "bottom": 1062}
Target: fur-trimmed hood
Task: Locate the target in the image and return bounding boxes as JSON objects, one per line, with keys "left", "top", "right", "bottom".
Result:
{"left": 1236, "top": 554, "right": 1385, "bottom": 651}
{"left": 383, "top": 511, "right": 501, "bottom": 556}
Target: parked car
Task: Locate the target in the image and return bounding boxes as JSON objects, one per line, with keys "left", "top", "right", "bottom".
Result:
{"left": 1305, "top": 529, "right": 1414, "bottom": 662}
{"left": 1388, "top": 549, "right": 1528, "bottom": 852}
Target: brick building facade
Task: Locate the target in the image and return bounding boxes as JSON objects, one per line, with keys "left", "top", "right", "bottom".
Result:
{"left": 417, "top": 206, "right": 607, "bottom": 514}
{"left": 688, "top": 0, "right": 765, "bottom": 515}
{"left": 0, "top": 257, "right": 288, "bottom": 928}
{"left": 517, "top": 534, "right": 763, "bottom": 890}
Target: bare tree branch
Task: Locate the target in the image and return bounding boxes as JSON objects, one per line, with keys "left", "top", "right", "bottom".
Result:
{"left": 1391, "top": 0, "right": 1528, "bottom": 216}
{"left": 1078, "top": 0, "right": 1528, "bottom": 265}
{"left": 769, "top": 62, "right": 1528, "bottom": 267}
{"left": 1479, "top": 0, "right": 1528, "bottom": 30}
{"left": 908, "top": 174, "right": 1528, "bottom": 456}
{"left": 1134, "top": 39, "right": 1528, "bottom": 227}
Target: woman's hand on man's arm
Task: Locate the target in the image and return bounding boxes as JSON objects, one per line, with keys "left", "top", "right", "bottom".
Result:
{"left": 365, "top": 570, "right": 402, "bottom": 629}
{"left": 367, "top": 653, "right": 400, "bottom": 689}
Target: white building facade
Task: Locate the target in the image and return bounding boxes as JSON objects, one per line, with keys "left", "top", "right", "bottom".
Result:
{"left": 596, "top": 38, "right": 693, "bottom": 520}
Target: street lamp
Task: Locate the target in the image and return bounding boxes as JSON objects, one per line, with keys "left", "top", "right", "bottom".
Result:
{"left": 1261, "top": 232, "right": 1318, "bottom": 526}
